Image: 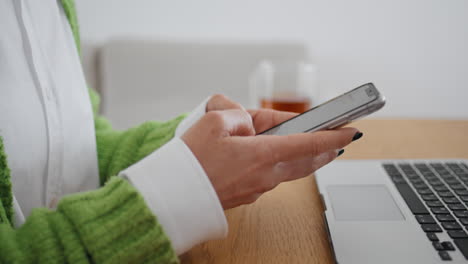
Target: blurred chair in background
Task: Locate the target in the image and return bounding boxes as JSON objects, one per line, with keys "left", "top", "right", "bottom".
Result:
{"left": 82, "top": 39, "right": 308, "bottom": 129}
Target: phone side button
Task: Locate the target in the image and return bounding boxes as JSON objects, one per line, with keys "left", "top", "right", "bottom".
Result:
{"left": 349, "top": 108, "right": 370, "bottom": 121}
{"left": 328, "top": 120, "right": 349, "bottom": 129}
{"left": 347, "top": 114, "right": 358, "bottom": 122}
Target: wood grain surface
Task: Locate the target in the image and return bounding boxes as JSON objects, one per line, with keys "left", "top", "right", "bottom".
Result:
{"left": 180, "top": 119, "right": 468, "bottom": 264}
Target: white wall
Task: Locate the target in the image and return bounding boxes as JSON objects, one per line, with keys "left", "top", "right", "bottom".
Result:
{"left": 76, "top": 0, "right": 468, "bottom": 119}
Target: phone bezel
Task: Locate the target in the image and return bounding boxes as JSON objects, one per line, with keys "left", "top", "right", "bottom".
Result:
{"left": 258, "top": 83, "right": 385, "bottom": 135}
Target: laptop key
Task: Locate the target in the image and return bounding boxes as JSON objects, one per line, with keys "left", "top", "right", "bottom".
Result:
{"left": 442, "top": 222, "right": 462, "bottom": 230}
{"left": 428, "top": 180, "right": 444, "bottom": 186}
{"left": 422, "top": 224, "right": 443, "bottom": 233}
{"left": 448, "top": 204, "right": 466, "bottom": 211}
{"left": 439, "top": 170, "right": 451, "bottom": 176}
{"left": 391, "top": 176, "right": 406, "bottom": 184}
{"left": 388, "top": 170, "right": 403, "bottom": 176}
{"left": 432, "top": 207, "right": 450, "bottom": 214}
{"left": 433, "top": 241, "right": 444, "bottom": 251}
{"left": 454, "top": 238, "right": 468, "bottom": 259}
{"left": 426, "top": 176, "right": 439, "bottom": 182}
{"left": 391, "top": 177, "right": 407, "bottom": 184}
{"left": 417, "top": 189, "right": 433, "bottom": 195}
{"left": 441, "top": 241, "right": 455, "bottom": 251}
{"left": 451, "top": 184, "right": 466, "bottom": 190}
{"left": 447, "top": 162, "right": 461, "bottom": 168}
{"left": 420, "top": 169, "right": 434, "bottom": 175}
{"left": 422, "top": 194, "right": 439, "bottom": 201}
{"left": 454, "top": 211, "right": 468, "bottom": 218}
{"left": 434, "top": 186, "right": 449, "bottom": 192}
{"left": 427, "top": 201, "right": 444, "bottom": 207}
{"left": 416, "top": 215, "right": 436, "bottom": 224}
{"left": 383, "top": 164, "right": 397, "bottom": 170}
{"left": 394, "top": 183, "right": 429, "bottom": 214}
{"left": 462, "top": 163, "right": 468, "bottom": 170}
{"left": 414, "top": 183, "right": 429, "bottom": 190}
{"left": 427, "top": 233, "right": 439, "bottom": 241}
{"left": 436, "top": 214, "right": 455, "bottom": 222}
{"left": 443, "top": 177, "right": 455, "bottom": 182}
{"left": 438, "top": 251, "right": 452, "bottom": 261}
{"left": 459, "top": 218, "right": 468, "bottom": 225}
{"left": 451, "top": 165, "right": 466, "bottom": 172}
{"left": 443, "top": 197, "right": 460, "bottom": 203}
{"left": 439, "top": 192, "right": 455, "bottom": 198}
{"left": 410, "top": 178, "right": 424, "bottom": 184}
{"left": 411, "top": 180, "right": 425, "bottom": 186}
{"left": 439, "top": 171, "right": 452, "bottom": 176}
{"left": 445, "top": 179, "right": 460, "bottom": 185}
{"left": 448, "top": 230, "right": 468, "bottom": 238}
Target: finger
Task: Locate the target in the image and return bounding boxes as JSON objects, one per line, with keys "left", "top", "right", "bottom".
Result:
{"left": 257, "top": 127, "right": 359, "bottom": 162}
{"left": 204, "top": 109, "right": 255, "bottom": 137}
{"left": 207, "top": 94, "right": 245, "bottom": 112}
{"left": 277, "top": 150, "right": 339, "bottom": 182}
{"left": 247, "top": 109, "right": 298, "bottom": 133}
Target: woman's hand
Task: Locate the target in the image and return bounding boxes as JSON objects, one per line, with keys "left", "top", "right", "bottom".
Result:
{"left": 181, "top": 103, "right": 360, "bottom": 209}
{"left": 206, "top": 94, "right": 245, "bottom": 112}
{"left": 207, "top": 94, "right": 298, "bottom": 134}
{"left": 247, "top": 108, "right": 298, "bottom": 134}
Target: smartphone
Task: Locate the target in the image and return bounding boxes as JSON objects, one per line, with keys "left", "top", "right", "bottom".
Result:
{"left": 258, "top": 83, "right": 386, "bottom": 136}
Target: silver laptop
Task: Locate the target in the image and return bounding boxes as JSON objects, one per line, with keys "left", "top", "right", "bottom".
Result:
{"left": 316, "top": 160, "right": 468, "bottom": 263}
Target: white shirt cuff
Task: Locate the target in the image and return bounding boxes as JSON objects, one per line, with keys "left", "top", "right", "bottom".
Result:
{"left": 175, "top": 96, "right": 211, "bottom": 137}
{"left": 120, "top": 137, "right": 228, "bottom": 255}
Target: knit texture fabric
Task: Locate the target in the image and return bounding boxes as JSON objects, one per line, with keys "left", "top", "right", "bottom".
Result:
{"left": 0, "top": 139, "right": 13, "bottom": 225}
{"left": 0, "top": 178, "right": 178, "bottom": 264}
{"left": 0, "top": 0, "right": 185, "bottom": 262}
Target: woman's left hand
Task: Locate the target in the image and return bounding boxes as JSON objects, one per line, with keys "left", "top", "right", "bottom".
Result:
{"left": 206, "top": 94, "right": 245, "bottom": 112}
{"left": 206, "top": 94, "right": 298, "bottom": 134}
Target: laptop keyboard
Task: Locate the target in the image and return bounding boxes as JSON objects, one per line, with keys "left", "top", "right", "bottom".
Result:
{"left": 384, "top": 162, "right": 468, "bottom": 261}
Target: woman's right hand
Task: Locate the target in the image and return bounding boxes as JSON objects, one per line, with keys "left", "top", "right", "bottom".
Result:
{"left": 181, "top": 108, "right": 360, "bottom": 209}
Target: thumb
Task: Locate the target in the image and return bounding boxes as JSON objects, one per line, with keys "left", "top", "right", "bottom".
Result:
{"left": 207, "top": 94, "right": 246, "bottom": 112}
{"left": 204, "top": 109, "right": 256, "bottom": 137}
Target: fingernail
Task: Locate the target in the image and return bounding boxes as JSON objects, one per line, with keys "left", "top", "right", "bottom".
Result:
{"left": 337, "top": 149, "right": 345, "bottom": 157}
{"left": 352, "top": 132, "right": 363, "bottom": 141}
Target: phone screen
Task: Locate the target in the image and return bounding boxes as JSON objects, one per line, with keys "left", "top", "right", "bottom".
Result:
{"left": 258, "top": 83, "right": 382, "bottom": 136}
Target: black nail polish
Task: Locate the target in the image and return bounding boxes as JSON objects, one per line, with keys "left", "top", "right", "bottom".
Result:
{"left": 337, "top": 149, "right": 345, "bottom": 157}
{"left": 352, "top": 132, "right": 363, "bottom": 141}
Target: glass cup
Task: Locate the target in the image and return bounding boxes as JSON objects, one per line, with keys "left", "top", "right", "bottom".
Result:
{"left": 249, "top": 60, "right": 318, "bottom": 113}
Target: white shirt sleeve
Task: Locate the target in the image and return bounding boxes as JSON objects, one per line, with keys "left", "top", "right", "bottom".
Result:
{"left": 174, "top": 96, "right": 211, "bottom": 137}
{"left": 120, "top": 97, "right": 228, "bottom": 255}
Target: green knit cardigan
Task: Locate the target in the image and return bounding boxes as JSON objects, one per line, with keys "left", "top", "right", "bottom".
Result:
{"left": 0, "top": 1, "right": 184, "bottom": 263}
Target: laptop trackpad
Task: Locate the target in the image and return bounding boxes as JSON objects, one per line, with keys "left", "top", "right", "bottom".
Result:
{"left": 328, "top": 185, "right": 404, "bottom": 221}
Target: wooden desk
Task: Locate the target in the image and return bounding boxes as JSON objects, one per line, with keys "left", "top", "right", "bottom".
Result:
{"left": 181, "top": 120, "right": 468, "bottom": 264}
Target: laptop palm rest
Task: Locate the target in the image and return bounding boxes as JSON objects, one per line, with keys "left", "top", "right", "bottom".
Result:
{"left": 328, "top": 185, "right": 405, "bottom": 221}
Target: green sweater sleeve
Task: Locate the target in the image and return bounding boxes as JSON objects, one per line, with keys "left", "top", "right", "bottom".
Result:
{"left": 0, "top": 1, "right": 189, "bottom": 262}
{"left": 0, "top": 177, "right": 178, "bottom": 264}
{"left": 88, "top": 89, "right": 187, "bottom": 185}
{"left": 0, "top": 90, "right": 185, "bottom": 262}
{"left": 0, "top": 89, "right": 184, "bottom": 263}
